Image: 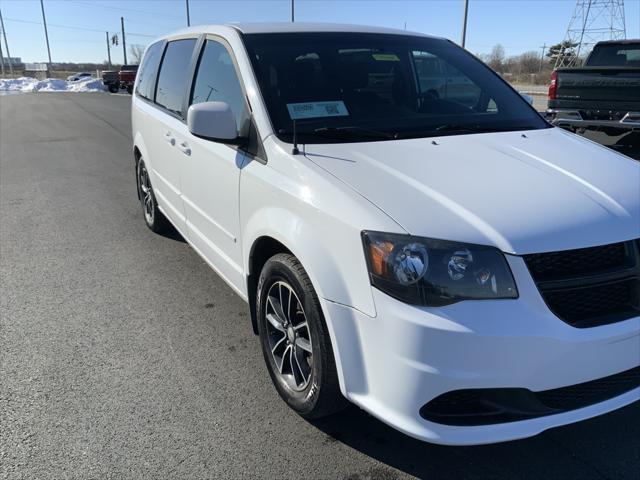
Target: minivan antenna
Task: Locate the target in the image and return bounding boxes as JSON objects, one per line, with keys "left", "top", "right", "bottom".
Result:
{"left": 292, "top": 119, "right": 300, "bottom": 155}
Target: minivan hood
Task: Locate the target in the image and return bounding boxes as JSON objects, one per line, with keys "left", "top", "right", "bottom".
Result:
{"left": 303, "top": 127, "right": 640, "bottom": 254}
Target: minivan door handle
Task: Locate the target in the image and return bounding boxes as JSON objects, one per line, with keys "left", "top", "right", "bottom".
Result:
{"left": 178, "top": 141, "right": 191, "bottom": 156}
{"left": 164, "top": 132, "right": 175, "bottom": 146}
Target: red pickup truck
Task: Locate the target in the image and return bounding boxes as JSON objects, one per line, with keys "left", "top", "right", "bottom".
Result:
{"left": 119, "top": 65, "right": 138, "bottom": 94}
{"left": 101, "top": 64, "right": 139, "bottom": 94}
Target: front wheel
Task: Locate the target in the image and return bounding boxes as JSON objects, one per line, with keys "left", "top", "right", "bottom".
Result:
{"left": 257, "top": 253, "right": 347, "bottom": 419}
{"left": 107, "top": 83, "right": 119, "bottom": 93}
{"left": 126, "top": 85, "right": 133, "bottom": 94}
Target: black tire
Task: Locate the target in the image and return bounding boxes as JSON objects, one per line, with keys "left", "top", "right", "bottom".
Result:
{"left": 126, "top": 85, "right": 133, "bottom": 95}
{"left": 257, "top": 253, "right": 347, "bottom": 419}
{"left": 136, "top": 158, "right": 171, "bottom": 234}
{"left": 108, "top": 83, "right": 119, "bottom": 93}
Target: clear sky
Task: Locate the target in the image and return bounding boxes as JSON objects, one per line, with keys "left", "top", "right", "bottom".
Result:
{"left": 1, "top": 0, "right": 639, "bottom": 64}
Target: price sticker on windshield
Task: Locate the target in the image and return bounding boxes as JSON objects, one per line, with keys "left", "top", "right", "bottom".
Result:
{"left": 287, "top": 101, "right": 349, "bottom": 120}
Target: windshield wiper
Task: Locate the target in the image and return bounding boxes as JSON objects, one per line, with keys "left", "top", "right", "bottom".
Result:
{"left": 435, "top": 123, "right": 488, "bottom": 133}
{"left": 435, "top": 124, "right": 537, "bottom": 134}
{"left": 313, "top": 126, "right": 398, "bottom": 140}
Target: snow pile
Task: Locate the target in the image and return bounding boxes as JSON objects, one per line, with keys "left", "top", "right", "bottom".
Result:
{"left": 0, "top": 76, "right": 105, "bottom": 93}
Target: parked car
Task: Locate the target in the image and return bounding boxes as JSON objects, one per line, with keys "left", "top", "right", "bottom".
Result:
{"left": 131, "top": 24, "right": 640, "bottom": 446}
{"left": 547, "top": 40, "right": 640, "bottom": 158}
{"left": 119, "top": 64, "right": 138, "bottom": 94}
{"left": 67, "top": 72, "right": 92, "bottom": 82}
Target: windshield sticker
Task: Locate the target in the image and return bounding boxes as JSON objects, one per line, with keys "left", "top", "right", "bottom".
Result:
{"left": 287, "top": 101, "right": 349, "bottom": 120}
{"left": 372, "top": 53, "right": 400, "bottom": 61}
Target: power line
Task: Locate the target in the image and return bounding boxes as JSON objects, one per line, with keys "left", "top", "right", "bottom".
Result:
{"left": 68, "top": 0, "right": 176, "bottom": 21}
{"left": 4, "top": 16, "right": 159, "bottom": 38}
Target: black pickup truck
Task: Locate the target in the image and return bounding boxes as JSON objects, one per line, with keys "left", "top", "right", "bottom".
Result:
{"left": 547, "top": 40, "right": 640, "bottom": 158}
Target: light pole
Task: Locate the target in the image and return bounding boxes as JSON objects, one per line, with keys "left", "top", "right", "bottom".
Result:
{"left": 186, "top": 0, "right": 191, "bottom": 27}
{"left": 0, "top": 8, "right": 13, "bottom": 75}
{"left": 40, "top": 0, "right": 53, "bottom": 69}
{"left": 461, "top": 0, "right": 469, "bottom": 48}
{"left": 0, "top": 38, "right": 5, "bottom": 76}
{"left": 291, "top": 0, "right": 295, "bottom": 22}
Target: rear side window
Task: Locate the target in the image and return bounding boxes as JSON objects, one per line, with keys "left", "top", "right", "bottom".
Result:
{"left": 135, "top": 41, "right": 164, "bottom": 100}
{"left": 190, "top": 39, "right": 249, "bottom": 133}
{"left": 588, "top": 44, "right": 640, "bottom": 66}
{"left": 155, "top": 38, "right": 197, "bottom": 116}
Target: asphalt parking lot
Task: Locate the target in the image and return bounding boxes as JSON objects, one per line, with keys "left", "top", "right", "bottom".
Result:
{"left": 1, "top": 93, "right": 639, "bottom": 479}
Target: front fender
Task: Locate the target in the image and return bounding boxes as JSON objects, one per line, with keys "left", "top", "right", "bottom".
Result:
{"left": 239, "top": 139, "right": 406, "bottom": 397}
{"left": 243, "top": 207, "right": 359, "bottom": 310}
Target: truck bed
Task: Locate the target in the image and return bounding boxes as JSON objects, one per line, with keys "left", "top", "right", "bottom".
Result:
{"left": 550, "top": 67, "right": 640, "bottom": 106}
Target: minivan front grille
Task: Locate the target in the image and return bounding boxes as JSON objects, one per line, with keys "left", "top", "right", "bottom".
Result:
{"left": 523, "top": 240, "right": 640, "bottom": 328}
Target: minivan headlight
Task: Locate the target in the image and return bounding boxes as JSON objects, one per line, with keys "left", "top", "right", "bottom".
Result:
{"left": 362, "top": 231, "right": 518, "bottom": 306}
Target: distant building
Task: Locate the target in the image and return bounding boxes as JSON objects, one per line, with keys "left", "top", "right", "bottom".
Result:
{"left": 24, "top": 62, "right": 49, "bottom": 79}
{"left": 24, "top": 62, "right": 47, "bottom": 71}
{"left": 2, "top": 56, "right": 23, "bottom": 67}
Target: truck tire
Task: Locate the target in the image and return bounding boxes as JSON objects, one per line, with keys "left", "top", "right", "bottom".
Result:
{"left": 126, "top": 85, "right": 133, "bottom": 95}
{"left": 108, "top": 84, "right": 119, "bottom": 94}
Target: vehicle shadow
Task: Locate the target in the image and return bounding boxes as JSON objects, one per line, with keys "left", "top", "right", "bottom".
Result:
{"left": 310, "top": 401, "right": 640, "bottom": 479}
{"left": 157, "top": 223, "right": 187, "bottom": 243}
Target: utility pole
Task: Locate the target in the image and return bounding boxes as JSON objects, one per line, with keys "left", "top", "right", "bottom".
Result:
{"left": 106, "top": 31, "right": 112, "bottom": 68}
{"left": 121, "top": 17, "right": 127, "bottom": 65}
{"left": 0, "top": 8, "right": 13, "bottom": 75}
{"left": 0, "top": 39, "right": 5, "bottom": 76}
{"left": 40, "top": 0, "right": 52, "bottom": 69}
{"left": 539, "top": 43, "right": 547, "bottom": 72}
{"left": 186, "top": 0, "right": 191, "bottom": 26}
{"left": 461, "top": 0, "right": 469, "bottom": 48}
{"left": 291, "top": 0, "right": 295, "bottom": 22}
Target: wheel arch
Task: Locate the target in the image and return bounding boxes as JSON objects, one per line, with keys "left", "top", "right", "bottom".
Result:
{"left": 246, "top": 235, "right": 293, "bottom": 335}
{"left": 133, "top": 133, "right": 150, "bottom": 201}
{"left": 244, "top": 226, "right": 369, "bottom": 399}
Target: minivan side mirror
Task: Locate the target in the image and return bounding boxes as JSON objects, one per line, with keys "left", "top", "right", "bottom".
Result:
{"left": 187, "top": 101, "right": 240, "bottom": 143}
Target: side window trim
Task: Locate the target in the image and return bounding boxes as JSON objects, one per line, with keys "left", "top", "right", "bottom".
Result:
{"left": 182, "top": 34, "right": 207, "bottom": 118}
{"left": 135, "top": 39, "right": 167, "bottom": 102}
{"left": 149, "top": 40, "right": 167, "bottom": 103}
{"left": 152, "top": 36, "right": 200, "bottom": 122}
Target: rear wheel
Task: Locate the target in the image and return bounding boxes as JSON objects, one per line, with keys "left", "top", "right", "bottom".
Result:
{"left": 136, "top": 158, "right": 170, "bottom": 233}
{"left": 126, "top": 85, "right": 133, "bottom": 94}
{"left": 257, "top": 253, "right": 347, "bottom": 419}
{"left": 108, "top": 83, "right": 119, "bottom": 93}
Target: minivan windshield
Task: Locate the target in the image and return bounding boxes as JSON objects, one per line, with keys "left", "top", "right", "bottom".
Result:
{"left": 242, "top": 32, "right": 549, "bottom": 144}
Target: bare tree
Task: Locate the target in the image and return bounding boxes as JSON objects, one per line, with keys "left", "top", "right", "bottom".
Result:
{"left": 486, "top": 44, "right": 506, "bottom": 72}
{"left": 129, "top": 44, "right": 146, "bottom": 64}
{"left": 515, "top": 51, "right": 540, "bottom": 74}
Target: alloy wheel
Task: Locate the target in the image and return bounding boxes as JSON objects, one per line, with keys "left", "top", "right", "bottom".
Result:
{"left": 138, "top": 162, "right": 154, "bottom": 225}
{"left": 264, "top": 280, "right": 313, "bottom": 391}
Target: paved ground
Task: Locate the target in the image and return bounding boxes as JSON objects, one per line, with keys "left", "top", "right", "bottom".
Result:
{"left": 1, "top": 93, "right": 638, "bottom": 480}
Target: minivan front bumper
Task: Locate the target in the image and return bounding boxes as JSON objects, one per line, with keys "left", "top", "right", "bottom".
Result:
{"left": 322, "top": 255, "right": 640, "bottom": 445}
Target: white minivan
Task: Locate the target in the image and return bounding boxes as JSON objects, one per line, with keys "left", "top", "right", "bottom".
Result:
{"left": 131, "top": 23, "right": 640, "bottom": 445}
